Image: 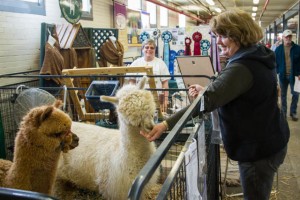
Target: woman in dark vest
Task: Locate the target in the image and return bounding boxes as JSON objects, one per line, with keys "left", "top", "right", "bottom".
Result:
{"left": 141, "top": 9, "right": 290, "bottom": 200}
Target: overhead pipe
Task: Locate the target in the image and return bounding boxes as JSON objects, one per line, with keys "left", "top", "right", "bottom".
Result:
{"left": 194, "top": 0, "right": 213, "bottom": 15}
{"left": 217, "top": 0, "right": 226, "bottom": 11}
{"left": 259, "top": 0, "right": 270, "bottom": 21}
{"left": 146, "top": 0, "right": 205, "bottom": 23}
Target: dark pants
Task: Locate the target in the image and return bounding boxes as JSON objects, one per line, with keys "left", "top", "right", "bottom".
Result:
{"left": 238, "top": 146, "right": 287, "bottom": 200}
{"left": 280, "top": 76, "right": 299, "bottom": 116}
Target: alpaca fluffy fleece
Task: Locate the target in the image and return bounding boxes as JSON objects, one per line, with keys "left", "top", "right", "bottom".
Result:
{"left": 56, "top": 77, "right": 160, "bottom": 200}
{"left": 0, "top": 100, "right": 78, "bottom": 195}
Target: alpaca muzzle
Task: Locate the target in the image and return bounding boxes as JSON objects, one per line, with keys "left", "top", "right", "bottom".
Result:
{"left": 60, "top": 130, "right": 79, "bottom": 153}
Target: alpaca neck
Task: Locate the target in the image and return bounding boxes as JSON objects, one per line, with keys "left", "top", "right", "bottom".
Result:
{"left": 118, "top": 120, "right": 143, "bottom": 143}
{"left": 118, "top": 119, "right": 155, "bottom": 156}
{"left": 7, "top": 141, "right": 61, "bottom": 194}
{"left": 13, "top": 141, "right": 61, "bottom": 168}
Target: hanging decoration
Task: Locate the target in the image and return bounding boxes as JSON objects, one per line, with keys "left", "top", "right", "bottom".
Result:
{"left": 184, "top": 37, "right": 192, "bottom": 56}
{"left": 169, "top": 50, "right": 177, "bottom": 80}
{"left": 210, "top": 32, "right": 221, "bottom": 72}
{"left": 161, "top": 31, "right": 173, "bottom": 71}
{"left": 177, "top": 49, "right": 185, "bottom": 56}
{"left": 200, "top": 39, "right": 211, "bottom": 56}
{"left": 192, "top": 31, "right": 202, "bottom": 55}
{"left": 139, "top": 31, "right": 150, "bottom": 56}
{"left": 59, "top": 0, "right": 82, "bottom": 24}
{"left": 152, "top": 29, "right": 160, "bottom": 39}
{"left": 152, "top": 28, "right": 161, "bottom": 57}
{"left": 139, "top": 31, "right": 150, "bottom": 43}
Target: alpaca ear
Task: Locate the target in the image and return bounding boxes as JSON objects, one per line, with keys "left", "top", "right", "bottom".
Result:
{"left": 137, "top": 76, "right": 147, "bottom": 89}
{"left": 53, "top": 100, "right": 63, "bottom": 108}
{"left": 100, "top": 96, "right": 119, "bottom": 104}
{"left": 38, "top": 106, "right": 54, "bottom": 125}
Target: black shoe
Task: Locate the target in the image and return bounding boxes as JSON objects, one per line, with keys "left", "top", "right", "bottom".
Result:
{"left": 290, "top": 114, "right": 298, "bottom": 121}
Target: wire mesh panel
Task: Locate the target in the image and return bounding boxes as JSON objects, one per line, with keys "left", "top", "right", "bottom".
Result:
{"left": 128, "top": 90, "right": 220, "bottom": 200}
{"left": 154, "top": 118, "right": 219, "bottom": 200}
{"left": 0, "top": 80, "right": 39, "bottom": 160}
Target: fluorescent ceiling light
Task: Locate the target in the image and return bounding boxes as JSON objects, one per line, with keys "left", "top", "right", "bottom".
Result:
{"left": 206, "top": 0, "right": 215, "bottom": 6}
{"left": 253, "top": 0, "right": 259, "bottom": 4}
{"left": 215, "top": 7, "right": 221, "bottom": 13}
{"left": 252, "top": 7, "right": 258, "bottom": 12}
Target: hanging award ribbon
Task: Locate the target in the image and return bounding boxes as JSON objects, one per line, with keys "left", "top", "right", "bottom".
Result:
{"left": 200, "top": 39, "right": 211, "bottom": 56}
{"left": 152, "top": 29, "right": 160, "bottom": 39}
{"left": 169, "top": 50, "right": 177, "bottom": 80}
{"left": 192, "top": 31, "right": 202, "bottom": 55}
{"left": 161, "top": 31, "right": 173, "bottom": 71}
{"left": 139, "top": 31, "right": 150, "bottom": 56}
{"left": 152, "top": 29, "right": 161, "bottom": 57}
{"left": 139, "top": 31, "right": 150, "bottom": 43}
{"left": 184, "top": 37, "right": 192, "bottom": 56}
{"left": 177, "top": 49, "right": 185, "bottom": 56}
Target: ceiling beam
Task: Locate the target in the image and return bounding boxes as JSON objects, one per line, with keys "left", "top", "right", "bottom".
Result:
{"left": 146, "top": 0, "right": 205, "bottom": 23}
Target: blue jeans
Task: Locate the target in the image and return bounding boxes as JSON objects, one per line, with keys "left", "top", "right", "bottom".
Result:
{"left": 238, "top": 146, "right": 287, "bottom": 200}
{"left": 279, "top": 77, "right": 299, "bottom": 116}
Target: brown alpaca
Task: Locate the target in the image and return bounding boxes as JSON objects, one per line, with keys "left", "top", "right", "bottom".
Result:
{"left": 0, "top": 100, "right": 79, "bottom": 195}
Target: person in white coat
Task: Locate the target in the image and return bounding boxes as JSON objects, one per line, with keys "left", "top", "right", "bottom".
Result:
{"left": 126, "top": 39, "right": 170, "bottom": 111}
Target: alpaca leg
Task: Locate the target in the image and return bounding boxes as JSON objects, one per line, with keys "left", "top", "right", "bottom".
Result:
{"left": 0, "top": 159, "right": 13, "bottom": 187}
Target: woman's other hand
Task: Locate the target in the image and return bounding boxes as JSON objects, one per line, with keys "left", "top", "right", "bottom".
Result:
{"left": 188, "top": 84, "right": 204, "bottom": 98}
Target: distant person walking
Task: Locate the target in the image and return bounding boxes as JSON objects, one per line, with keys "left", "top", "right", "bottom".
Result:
{"left": 275, "top": 29, "right": 300, "bottom": 121}
{"left": 271, "top": 36, "right": 282, "bottom": 51}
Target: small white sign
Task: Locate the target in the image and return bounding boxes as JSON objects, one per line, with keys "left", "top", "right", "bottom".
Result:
{"left": 294, "top": 76, "right": 300, "bottom": 93}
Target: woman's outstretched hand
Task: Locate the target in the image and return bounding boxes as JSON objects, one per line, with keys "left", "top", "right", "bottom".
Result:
{"left": 188, "top": 84, "right": 204, "bottom": 98}
{"left": 140, "top": 123, "right": 167, "bottom": 142}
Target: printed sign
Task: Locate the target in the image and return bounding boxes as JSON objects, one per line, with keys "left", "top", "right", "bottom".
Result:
{"left": 59, "top": 0, "right": 82, "bottom": 24}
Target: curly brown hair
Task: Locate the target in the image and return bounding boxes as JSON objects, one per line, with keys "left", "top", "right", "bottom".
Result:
{"left": 209, "top": 9, "right": 263, "bottom": 47}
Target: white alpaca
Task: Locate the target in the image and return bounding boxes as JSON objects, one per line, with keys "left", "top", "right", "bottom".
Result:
{"left": 56, "top": 77, "right": 159, "bottom": 199}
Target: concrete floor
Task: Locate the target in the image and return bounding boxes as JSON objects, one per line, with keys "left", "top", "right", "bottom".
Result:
{"left": 276, "top": 93, "right": 300, "bottom": 199}
{"left": 221, "top": 93, "right": 300, "bottom": 200}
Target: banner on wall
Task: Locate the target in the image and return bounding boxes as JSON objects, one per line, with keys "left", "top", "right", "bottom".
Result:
{"left": 114, "top": 1, "right": 126, "bottom": 29}
{"left": 114, "top": 1, "right": 128, "bottom": 51}
{"left": 127, "top": 9, "right": 142, "bottom": 44}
